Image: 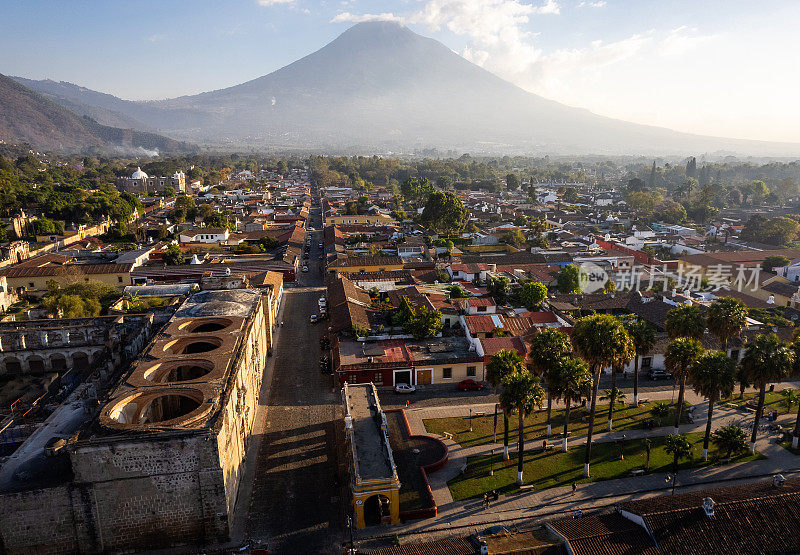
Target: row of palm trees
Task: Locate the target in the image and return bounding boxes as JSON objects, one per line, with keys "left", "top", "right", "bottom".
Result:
{"left": 485, "top": 296, "right": 800, "bottom": 484}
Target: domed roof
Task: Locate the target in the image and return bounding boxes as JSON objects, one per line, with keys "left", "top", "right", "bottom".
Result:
{"left": 131, "top": 167, "right": 148, "bottom": 179}
{"left": 173, "top": 170, "right": 185, "bottom": 179}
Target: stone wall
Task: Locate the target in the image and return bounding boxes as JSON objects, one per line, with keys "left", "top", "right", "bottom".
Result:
{"left": 0, "top": 485, "right": 79, "bottom": 554}
{"left": 68, "top": 435, "right": 229, "bottom": 551}
{"left": 214, "top": 296, "right": 268, "bottom": 523}
{"left": 0, "top": 292, "right": 266, "bottom": 553}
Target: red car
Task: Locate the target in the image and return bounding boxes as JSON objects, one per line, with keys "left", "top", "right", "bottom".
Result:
{"left": 458, "top": 379, "right": 485, "bottom": 391}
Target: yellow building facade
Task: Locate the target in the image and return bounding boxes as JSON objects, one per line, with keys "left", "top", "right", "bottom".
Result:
{"left": 342, "top": 382, "right": 401, "bottom": 528}
{"left": 325, "top": 214, "right": 395, "bottom": 226}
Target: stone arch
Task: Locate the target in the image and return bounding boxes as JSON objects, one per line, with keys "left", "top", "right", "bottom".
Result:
{"left": 72, "top": 352, "right": 90, "bottom": 371}
{"left": 50, "top": 354, "right": 68, "bottom": 373}
{"left": 363, "top": 494, "right": 391, "bottom": 527}
{"left": 26, "top": 355, "right": 46, "bottom": 375}
{"left": 3, "top": 357, "right": 22, "bottom": 375}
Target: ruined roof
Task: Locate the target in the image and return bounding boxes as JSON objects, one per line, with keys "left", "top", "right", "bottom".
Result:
{"left": 98, "top": 289, "right": 262, "bottom": 433}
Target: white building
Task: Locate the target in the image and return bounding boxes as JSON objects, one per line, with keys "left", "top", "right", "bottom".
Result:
{"left": 178, "top": 228, "right": 230, "bottom": 244}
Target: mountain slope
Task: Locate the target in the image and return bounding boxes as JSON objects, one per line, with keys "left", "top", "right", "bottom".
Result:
{"left": 14, "top": 22, "right": 800, "bottom": 155}
{"left": 0, "top": 74, "right": 196, "bottom": 154}
{"left": 10, "top": 77, "right": 152, "bottom": 130}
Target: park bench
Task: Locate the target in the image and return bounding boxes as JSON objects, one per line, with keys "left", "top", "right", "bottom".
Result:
{"left": 518, "top": 484, "right": 534, "bottom": 492}
{"left": 442, "top": 431, "right": 453, "bottom": 440}
{"left": 630, "top": 469, "right": 645, "bottom": 476}
{"left": 473, "top": 411, "right": 486, "bottom": 417}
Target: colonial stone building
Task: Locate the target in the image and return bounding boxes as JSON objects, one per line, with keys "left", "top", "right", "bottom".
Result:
{"left": 116, "top": 167, "right": 187, "bottom": 194}
{"left": 0, "top": 289, "right": 269, "bottom": 553}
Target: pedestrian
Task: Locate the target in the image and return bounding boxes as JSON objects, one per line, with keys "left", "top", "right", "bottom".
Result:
{"left": 571, "top": 482, "right": 577, "bottom": 496}
{"left": 483, "top": 493, "right": 489, "bottom": 509}
{"left": 576, "top": 508, "right": 583, "bottom": 519}
{"left": 405, "top": 399, "right": 410, "bottom": 408}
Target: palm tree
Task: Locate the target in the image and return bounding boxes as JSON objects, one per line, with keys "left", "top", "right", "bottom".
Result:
{"left": 500, "top": 371, "right": 545, "bottom": 485}
{"left": 486, "top": 349, "right": 527, "bottom": 460}
{"left": 780, "top": 389, "right": 799, "bottom": 414}
{"left": 706, "top": 297, "right": 748, "bottom": 353}
{"left": 736, "top": 363, "right": 752, "bottom": 399}
{"left": 624, "top": 318, "right": 656, "bottom": 407}
{"left": 604, "top": 360, "right": 631, "bottom": 431}
{"left": 740, "top": 333, "right": 795, "bottom": 453}
{"left": 550, "top": 356, "right": 592, "bottom": 452}
{"left": 571, "top": 314, "right": 635, "bottom": 477}
{"left": 665, "top": 304, "right": 705, "bottom": 340}
{"left": 664, "top": 338, "right": 704, "bottom": 433}
{"left": 528, "top": 328, "right": 572, "bottom": 436}
{"left": 650, "top": 402, "right": 670, "bottom": 426}
{"left": 664, "top": 433, "right": 692, "bottom": 493}
{"left": 712, "top": 423, "right": 748, "bottom": 459}
{"left": 690, "top": 351, "right": 737, "bottom": 460}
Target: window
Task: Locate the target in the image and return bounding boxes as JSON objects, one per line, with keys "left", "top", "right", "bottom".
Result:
{"left": 118, "top": 276, "right": 123, "bottom": 283}
{"left": 349, "top": 374, "right": 358, "bottom": 383}
{"left": 373, "top": 372, "right": 383, "bottom": 384}
{"left": 467, "top": 366, "right": 476, "bottom": 377}
{"left": 29, "top": 282, "right": 34, "bottom": 288}
{"left": 442, "top": 367, "right": 452, "bottom": 379}
{"left": 730, "top": 350, "right": 740, "bottom": 361}
{"left": 642, "top": 357, "right": 652, "bottom": 369}
{"left": 477, "top": 305, "right": 487, "bottom": 312}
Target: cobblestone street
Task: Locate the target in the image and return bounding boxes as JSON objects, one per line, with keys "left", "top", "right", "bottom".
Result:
{"left": 239, "top": 212, "right": 347, "bottom": 554}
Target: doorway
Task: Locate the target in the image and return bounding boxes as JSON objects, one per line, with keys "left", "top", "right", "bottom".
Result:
{"left": 416, "top": 368, "right": 432, "bottom": 385}
{"left": 393, "top": 369, "right": 412, "bottom": 386}
{"left": 363, "top": 494, "right": 390, "bottom": 527}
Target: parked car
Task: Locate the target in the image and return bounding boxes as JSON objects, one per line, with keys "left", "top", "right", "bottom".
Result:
{"left": 302, "top": 265, "right": 309, "bottom": 272}
{"left": 318, "top": 297, "right": 327, "bottom": 307}
{"left": 309, "top": 314, "right": 318, "bottom": 323}
{"left": 649, "top": 369, "right": 671, "bottom": 380}
{"left": 458, "top": 379, "right": 485, "bottom": 391}
{"left": 394, "top": 383, "right": 416, "bottom": 394}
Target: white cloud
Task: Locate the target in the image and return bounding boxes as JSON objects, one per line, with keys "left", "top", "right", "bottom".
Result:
{"left": 661, "top": 26, "right": 716, "bottom": 56}
{"left": 331, "top": 11, "right": 405, "bottom": 23}
{"left": 522, "top": 33, "right": 651, "bottom": 102}
{"left": 411, "top": 0, "right": 558, "bottom": 76}
{"left": 578, "top": 1, "right": 606, "bottom": 8}
{"left": 257, "top": 0, "right": 295, "bottom": 6}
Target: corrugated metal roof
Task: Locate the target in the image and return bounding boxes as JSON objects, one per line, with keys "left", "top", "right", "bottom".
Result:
{"left": 0, "top": 263, "right": 133, "bottom": 277}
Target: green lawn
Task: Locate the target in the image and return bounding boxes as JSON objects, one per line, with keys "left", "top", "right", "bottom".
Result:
{"left": 448, "top": 432, "right": 765, "bottom": 501}
{"left": 720, "top": 388, "right": 799, "bottom": 412}
{"left": 424, "top": 400, "right": 690, "bottom": 448}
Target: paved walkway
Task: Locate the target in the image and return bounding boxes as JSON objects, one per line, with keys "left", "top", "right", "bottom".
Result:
{"left": 355, "top": 381, "right": 800, "bottom": 542}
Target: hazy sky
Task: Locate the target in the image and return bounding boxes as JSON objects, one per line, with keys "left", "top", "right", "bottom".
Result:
{"left": 3, "top": 0, "right": 799, "bottom": 143}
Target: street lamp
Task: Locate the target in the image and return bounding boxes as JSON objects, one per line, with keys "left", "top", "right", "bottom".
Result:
{"left": 493, "top": 403, "right": 499, "bottom": 444}
{"left": 665, "top": 472, "right": 677, "bottom": 495}
{"left": 346, "top": 515, "right": 355, "bottom": 553}
{"left": 469, "top": 408, "right": 473, "bottom": 432}
{"left": 489, "top": 448, "right": 495, "bottom": 476}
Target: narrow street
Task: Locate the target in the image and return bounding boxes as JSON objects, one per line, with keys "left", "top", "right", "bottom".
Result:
{"left": 243, "top": 206, "right": 346, "bottom": 554}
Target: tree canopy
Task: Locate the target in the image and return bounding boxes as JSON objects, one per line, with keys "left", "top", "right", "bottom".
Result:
{"left": 520, "top": 281, "right": 548, "bottom": 309}
{"left": 419, "top": 191, "right": 470, "bottom": 235}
